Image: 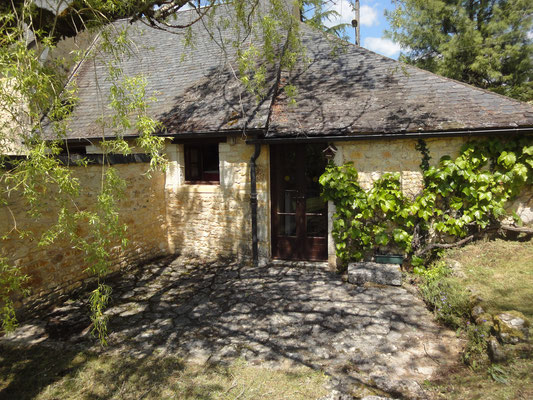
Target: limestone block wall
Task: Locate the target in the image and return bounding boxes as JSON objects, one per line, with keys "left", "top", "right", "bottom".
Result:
{"left": 333, "top": 136, "right": 533, "bottom": 222}
{"left": 0, "top": 163, "right": 169, "bottom": 301}
{"left": 4, "top": 135, "right": 531, "bottom": 302}
{"left": 164, "top": 139, "right": 270, "bottom": 262}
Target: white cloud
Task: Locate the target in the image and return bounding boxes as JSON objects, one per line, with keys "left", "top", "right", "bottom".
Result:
{"left": 360, "top": 5, "right": 379, "bottom": 27}
{"left": 363, "top": 37, "right": 403, "bottom": 57}
{"left": 323, "top": 1, "right": 379, "bottom": 29}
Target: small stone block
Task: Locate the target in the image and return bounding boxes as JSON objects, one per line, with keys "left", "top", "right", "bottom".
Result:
{"left": 347, "top": 262, "right": 402, "bottom": 286}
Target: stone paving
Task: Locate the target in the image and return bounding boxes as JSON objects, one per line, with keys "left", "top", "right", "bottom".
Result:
{"left": 2, "top": 256, "right": 462, "bottom": 399}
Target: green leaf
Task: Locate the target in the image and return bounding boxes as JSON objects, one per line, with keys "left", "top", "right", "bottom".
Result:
{"left": 393, "top": 228, "right": 409, "bottom": 243}
{"left": 498, "top": 151, "right": 516, "bottom": 169}
{"left": 523, "top": 146, "right": 533, "bottom": 156}
{"left": 375, "top": 233, "right": 390, "bottom": 246}
{"left": 461, "top": 186, "right": 472, "bottom": 197}
{"left": 434, "top": 221, "right": 446, "bottom": 231}
{"left": 450, "top": 197, "right": 463, "bottom": 210}
{"left": 478, "top": 192, "right": 492, "bottom": 202}
{"left": 512, "top": 163, "right": 528, "bottom": 180}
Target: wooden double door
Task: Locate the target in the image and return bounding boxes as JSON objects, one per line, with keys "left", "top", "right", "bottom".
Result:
{"left": 270, "top": 144, "right": 328, "bottom": 261}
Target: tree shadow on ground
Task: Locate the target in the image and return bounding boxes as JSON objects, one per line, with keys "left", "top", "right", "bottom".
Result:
{"left": 1, "top": 256, "right": 459, "bottom": 399}
{"left": 0, "top": 343, "right": 227, "bottom": 400}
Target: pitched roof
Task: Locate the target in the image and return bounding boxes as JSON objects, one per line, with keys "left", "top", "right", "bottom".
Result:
{"left": 267, "top": 28, "right": 533, "bottom": 138}
{"left": 49, "top": 5, "right": 271, "bottom": 140}
{"left": 52, "top": 5, "right": 533, "bottom": 141}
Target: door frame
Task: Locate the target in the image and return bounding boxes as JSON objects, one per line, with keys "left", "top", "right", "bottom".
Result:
{"left": 269, "top": 143, "right": 328, "bottom": 261}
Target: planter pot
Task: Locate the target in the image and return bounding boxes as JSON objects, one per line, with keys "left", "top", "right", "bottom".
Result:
{"left": 374, "top": 254, "right": 404, "bottom": 265}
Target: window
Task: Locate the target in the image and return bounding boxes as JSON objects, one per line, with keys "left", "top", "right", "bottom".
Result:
{"left": 184, "top": 143, "right": 220, "bottom": 183}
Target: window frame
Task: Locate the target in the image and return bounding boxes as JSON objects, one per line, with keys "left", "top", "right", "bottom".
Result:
{"left": 183, "top": 141, "right": 221, "bottom": 184}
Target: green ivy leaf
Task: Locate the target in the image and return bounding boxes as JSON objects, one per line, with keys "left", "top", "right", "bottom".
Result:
{"left": 478, "top": 192, "right": 492, "bottom": 202}
{"left": 512, "top": 163, "right": 528, "bottom": 180}
{"left": 450, "top": 197, "right": 463, "bottom": 210}
{"left": 498, "top": 151, "right": 517, "bottom": 169}
{"left": 375, "top": 233, "right": 390, "bottom": 246}
{"left": 393, "top": 228, "right": 409, "bottom": 243}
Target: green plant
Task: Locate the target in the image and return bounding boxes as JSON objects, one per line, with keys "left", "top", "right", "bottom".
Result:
{"left": 0, "top": 257, "right": 28, "bottom": 332}
{"left": 320, "top": 138, "right": 533, "bottom": 267}
{"left": 320, "top": 165, "right": 413, "bottom": 263}
{"left": 462, "top": 321, "right": 491, "bottom": 367}
{"left": 417, "top": 264, "right": 472, "bottom": 328}
{"left": 415, "top": 262, "right": 491, "bottom": 367}
{"left": 487, "top": 364, "right": 509, "bottom": 384}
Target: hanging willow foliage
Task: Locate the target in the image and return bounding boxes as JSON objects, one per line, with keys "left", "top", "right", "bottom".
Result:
{"left": 0, "top": 0, "right": 344, "bottom": 341}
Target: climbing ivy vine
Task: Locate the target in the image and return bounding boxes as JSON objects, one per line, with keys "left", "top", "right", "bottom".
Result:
{"left": 320, "top": 138, "right": 533, "bottom": 269}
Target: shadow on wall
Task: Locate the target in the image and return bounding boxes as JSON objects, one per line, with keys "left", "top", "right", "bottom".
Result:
{"left": 0, "top": 163, "right": 169, "bottom": 303}
{"left": 165, "top": 180, "right": 253, "bottom": 262}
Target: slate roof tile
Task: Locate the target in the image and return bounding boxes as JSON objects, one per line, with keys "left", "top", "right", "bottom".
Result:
{"left": 46, "top": 5, "right": 533, "bottom": 141}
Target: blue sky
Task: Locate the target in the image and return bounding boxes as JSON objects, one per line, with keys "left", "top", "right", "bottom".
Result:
{"left": 322, "top": 0, "right": 403, "bottom": 59}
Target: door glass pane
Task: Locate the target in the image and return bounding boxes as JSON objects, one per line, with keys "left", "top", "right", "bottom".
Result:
{"left": 304, "top": 145, "right": 327, "bottom": 239}
{"left": 282, "top": 190, "right": 297, "bottom": 213}
{"left": 307, "top": 215, "right": 327, "bottom": 237}
{"left": 282, "top": 215, "right": 297, "bottom": 236}
{"left": 306, "top": 191, "right": 326, "bottom": 213}
{"left": 305, "top": 145, "right": 327, "bottom": 194}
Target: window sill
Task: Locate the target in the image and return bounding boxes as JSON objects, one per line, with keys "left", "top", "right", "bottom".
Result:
{"left": 172, "top": 183, "right": 221, "bottom": 194}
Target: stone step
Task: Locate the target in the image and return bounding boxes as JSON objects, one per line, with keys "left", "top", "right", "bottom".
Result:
{"left": 347, "top": 262, "right": 402, "bottom": 286}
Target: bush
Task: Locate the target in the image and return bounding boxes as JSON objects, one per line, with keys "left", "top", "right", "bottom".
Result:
{"left": 417, "top": 262, "right": 472, "bottom": 329}
{"left": 463, "top": 322, "right": 491, "bottom": 367}
{"left": 416, "top": 261, "right": 491, "bottom": 366}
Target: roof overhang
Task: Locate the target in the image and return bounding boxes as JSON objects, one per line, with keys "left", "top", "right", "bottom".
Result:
{"left": 246, "top": 126, "right": 533, "bottom": 144}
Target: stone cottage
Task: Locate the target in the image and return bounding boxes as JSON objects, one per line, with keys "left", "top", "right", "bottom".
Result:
{"left": 3, "top": 3, "right": 533, "bottom": 298}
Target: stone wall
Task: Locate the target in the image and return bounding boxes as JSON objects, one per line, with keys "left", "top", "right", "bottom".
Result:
{"left": 335, "top": 137, "right": 470, "bottom": 197}
{"left": 333, "top": 137, "right": 532, "bottom": 222}
{"left": 0, "top": 163, "right": 169, "bottom": 303}
{"left": 3, "top": 135, "right": 532, "bottom": 301}
{"left": 164, "top": 139, "right": 270, "bottom": 262}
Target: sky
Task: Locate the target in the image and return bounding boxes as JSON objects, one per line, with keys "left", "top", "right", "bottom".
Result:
{"left": 321, "top": 0, "right": 403, "bottom": 59}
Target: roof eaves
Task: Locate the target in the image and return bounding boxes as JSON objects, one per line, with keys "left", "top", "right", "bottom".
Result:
{"left": 247, "top": 126, "right": 533, "bottom": 143}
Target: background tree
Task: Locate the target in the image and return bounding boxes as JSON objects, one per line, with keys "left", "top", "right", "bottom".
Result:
{"left": 386, "top": 0, "right": 533, "bottom": 102}
{"left": 302, "top": 0, "right": 352, "bottom": 38}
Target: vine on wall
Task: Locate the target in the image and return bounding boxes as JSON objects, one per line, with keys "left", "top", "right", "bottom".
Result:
{"left": 320, "top": 138, "right": 533, "bottom": 269}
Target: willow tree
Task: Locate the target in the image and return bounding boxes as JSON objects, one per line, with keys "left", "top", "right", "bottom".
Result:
{"left": 386, "top": 0, "right": 533, "bottom": 102}
{"left": 0, "top": 0, "right": 339, "bottom": 341}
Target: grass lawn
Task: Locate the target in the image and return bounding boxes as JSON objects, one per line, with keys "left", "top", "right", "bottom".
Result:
{"left": 428, "top": 358, "right": 533, "bottom": 400}
{"left": 446, "top": 238, "right": 533, "bottom": 320}
{"left": 425, "top": 238, "right": 533, "bottom": 400}
{"left": 0, "top": 344, "right": 329, "bottom": 400}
